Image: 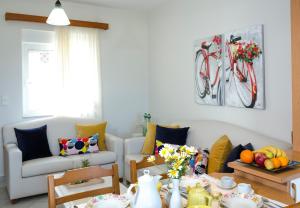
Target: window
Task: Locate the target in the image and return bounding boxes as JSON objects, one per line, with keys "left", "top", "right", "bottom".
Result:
{"left": 22, "top": 30, "right": 58, "bottom": 117}
{"left": 22, "top": 28, "right": 101, "bottom": 118}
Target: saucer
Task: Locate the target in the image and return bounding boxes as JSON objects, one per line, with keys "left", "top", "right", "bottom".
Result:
{"left": 216, "top": 181, "right": 237, "bottom": 189}
{"left": 236, "top": 188, "right": 255, "bottom": 195}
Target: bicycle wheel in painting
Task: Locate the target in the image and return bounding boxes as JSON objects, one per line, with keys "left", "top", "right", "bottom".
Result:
{"left": 233, "top": 60, "right": 257, "bottom": 108}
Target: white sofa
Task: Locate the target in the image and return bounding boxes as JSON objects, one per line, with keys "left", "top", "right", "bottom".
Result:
{"left": 124, "top": 120, "right": 292, "bottom": 182}
{"left": 3, "top": 117, "right": 124, "bottom": 200}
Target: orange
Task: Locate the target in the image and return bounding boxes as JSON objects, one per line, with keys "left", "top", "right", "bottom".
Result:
{"left": 240, "top": 150, "right": 254, "bottom": 164}
{"left": 271, "top": 158, "right": 281, "bottom": 169}
{"left": 278, "top": 157, "right": 289, "bottom": 167}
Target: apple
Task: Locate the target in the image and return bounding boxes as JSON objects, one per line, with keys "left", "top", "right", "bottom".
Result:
{"left": 264, "top": 159, "right": 274, "bottom": 170}
{"left": 255, "top": 152, "right": 267, "bottom": 167}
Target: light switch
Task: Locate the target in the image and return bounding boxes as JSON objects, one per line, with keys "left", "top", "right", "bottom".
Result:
{"left": 1, "top": 96, "right": 9, "bottom": 106}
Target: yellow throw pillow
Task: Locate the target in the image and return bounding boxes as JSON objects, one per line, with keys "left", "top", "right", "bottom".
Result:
{"left": 76, "top": 122, "right": 107, "bottom": 151}
{"left": 207, "top": 135, "right": 232, "bottom": 174}
{"left": 141, "top": 122, "right": 180, "bottom": 155}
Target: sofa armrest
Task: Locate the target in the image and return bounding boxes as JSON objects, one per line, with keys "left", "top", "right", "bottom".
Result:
{"left": 124, "top": 137, "right": 145, "bottom": 155}
{"left": 106, "top": 133, "right": 123, "bottom": 154}
{"left": 105, "top": 133, "right": 124, "bottom": 177}
{"left": 4, "top": 144, "right": 22, "bottom": 189}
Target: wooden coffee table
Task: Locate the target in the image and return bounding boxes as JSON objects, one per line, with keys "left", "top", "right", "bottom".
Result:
{"left": 210, "top": 172, "right": 295, "bottom": 205}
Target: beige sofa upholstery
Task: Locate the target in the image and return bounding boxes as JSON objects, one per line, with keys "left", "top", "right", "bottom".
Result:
{"left": 124, "top": 120, "right": 292, "bottom": 182}
{"left": 3, "top": 117, "right": 123, "bottom": 200}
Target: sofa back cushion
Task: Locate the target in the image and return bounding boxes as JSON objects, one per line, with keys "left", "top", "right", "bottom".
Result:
{"left": 3, "top": 117, "right": 101, "bottom": 156}
{"left": 207, "top": 135, "right": 232, "bottom": 174}
{"left": 177, "top": 120, "right": 291, "bottom": 150}
{"left": 76, "top": 122, "right": 107, "bottom": 151}
{"left": 15, "top": 125, "right": 52, "bottom": 161}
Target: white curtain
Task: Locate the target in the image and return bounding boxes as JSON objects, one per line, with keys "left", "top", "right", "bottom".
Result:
{"left": 55, "top": 27, "right": 102, "bottom": 118}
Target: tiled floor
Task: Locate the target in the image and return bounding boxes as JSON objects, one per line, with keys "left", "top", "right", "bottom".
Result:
{"left": 0, "top": 187, "right": 48, "bottom": 208}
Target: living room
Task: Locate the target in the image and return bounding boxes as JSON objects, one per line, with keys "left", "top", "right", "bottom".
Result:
{"left": 0, "top": 0, "right": 299, "bottom": 207}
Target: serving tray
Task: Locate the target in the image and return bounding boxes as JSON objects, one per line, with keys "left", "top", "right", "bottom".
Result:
{"left": 236, "top": 159, "right": 300, "bottom": 173}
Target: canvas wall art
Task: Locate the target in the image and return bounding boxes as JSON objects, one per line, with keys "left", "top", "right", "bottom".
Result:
{"left": 194, "top": 35, "right": 224, "bottom": 106}
{"left": 224, "top": 25, "right": 264, "bottom": 109}
{"left": 194, "top": 25, "right": 264, "bottom": 109}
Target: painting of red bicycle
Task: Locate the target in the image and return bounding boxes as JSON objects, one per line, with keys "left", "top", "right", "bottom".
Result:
{"left": 194, "top": 35, "right": 224, "bottom": 106}
{"left": 224, "top": 25, "right": 264, "bottom": 109}
{"left": 194, "top": 25, "right": 264, "bottom": 109}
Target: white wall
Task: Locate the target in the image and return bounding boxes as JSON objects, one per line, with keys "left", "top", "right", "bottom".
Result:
{"left": 148, "top": 0, "right": 292, "bottom": 143}
{"left": 0, "top": 0, "right": 149, "bottom": 176}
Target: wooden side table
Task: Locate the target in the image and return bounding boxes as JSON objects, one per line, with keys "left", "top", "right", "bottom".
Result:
{"left": 228, "top": 150, "right": 300, "bottom": 193}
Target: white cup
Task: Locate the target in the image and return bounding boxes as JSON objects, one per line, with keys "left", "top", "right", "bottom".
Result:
{"left": 220, "top": 176, "right": 234, "bottom": 188}
{"left": 237, "top": 183, "right": 252, "bottom": 194}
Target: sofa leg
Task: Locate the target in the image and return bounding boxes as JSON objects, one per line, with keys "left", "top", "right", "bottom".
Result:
{"left": 10, "top": 199, "right": 17, "bottom": 204}
{"left": 119, "top": 178, "right": 123, "bottom": 183}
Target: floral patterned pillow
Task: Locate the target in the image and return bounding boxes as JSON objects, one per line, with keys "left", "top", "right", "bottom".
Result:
{"left": 192, "top": 148, "right": 209, "bottom": 174}
{"left": 59, "top": 134, "right": 99, "bottom": 156}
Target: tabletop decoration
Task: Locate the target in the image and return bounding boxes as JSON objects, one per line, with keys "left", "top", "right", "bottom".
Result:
{"left": 148, "top": 144, "right": 197, "bottom": 208}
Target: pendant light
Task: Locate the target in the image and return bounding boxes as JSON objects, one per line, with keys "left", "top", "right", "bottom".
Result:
{"left": 47, "top": 0, "right": 70, "bottom": 26}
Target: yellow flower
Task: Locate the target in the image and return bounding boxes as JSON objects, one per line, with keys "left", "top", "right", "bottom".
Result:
{"left": 172, "top": 160, "right": 183, "bottom": 170}
{"left": 168, "top": 169, "right": 179, "bottom": 178}
{"left": 147, "top": 155, "right": 156, "bottom": 163}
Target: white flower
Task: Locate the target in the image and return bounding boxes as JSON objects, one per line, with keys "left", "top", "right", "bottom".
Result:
{"left": 186, "top": 146, "right": 197, "bottom": 155}
{"left": 159, "top": 147, "right": 171, "bottom": 159}
{"left": 147, "top": 155, "right": 156, "bottom": 163}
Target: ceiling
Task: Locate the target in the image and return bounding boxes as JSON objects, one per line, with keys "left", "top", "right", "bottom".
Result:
{"left": 63, "top": 0, "right": 170, "bottom": 10}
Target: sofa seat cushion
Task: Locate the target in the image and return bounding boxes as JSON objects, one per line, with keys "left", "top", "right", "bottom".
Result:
{"left": 22, "top": 156, "right": 73, "bottom": 178}
{"left": 68, "top": 151, "right": 117, "bottom": 168}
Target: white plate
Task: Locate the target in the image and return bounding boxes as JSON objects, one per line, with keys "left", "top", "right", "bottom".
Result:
{"left": 216, "top": 181, "right": 237, "bottom": 189}
{"left": 221, "top": 192, "right": 263, "bottom": 208}
{"left": 85, "top": 194, "right": 129, "bottom": 208}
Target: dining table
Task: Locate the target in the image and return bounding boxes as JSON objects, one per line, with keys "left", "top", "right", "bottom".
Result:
{"left": 66, "top": 172, "right": 297, "bottom": 208}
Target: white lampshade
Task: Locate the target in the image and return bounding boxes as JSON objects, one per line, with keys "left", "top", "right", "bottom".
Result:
{"left": 47, "top": 0, "right": 70, "bottom": 26}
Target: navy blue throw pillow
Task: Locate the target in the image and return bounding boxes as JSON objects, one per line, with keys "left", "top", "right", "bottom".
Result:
{"left": 154, "top": 125, "right": 190, "bottom": 154}
{"left": 14, "top": 125, "right": 52, "bottom": 161}
{"left": 222, "top": 143, "right": 254, "bottom": 173}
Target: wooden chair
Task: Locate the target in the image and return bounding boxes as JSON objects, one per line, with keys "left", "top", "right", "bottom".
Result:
{"left": 48, "top": 164, "right": 120, "bottom": 208}
{"left": 130, "top": 155, "right": 168, "bottom": 184}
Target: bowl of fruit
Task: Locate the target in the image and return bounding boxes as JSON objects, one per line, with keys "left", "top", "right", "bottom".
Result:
{"left": 238, "top": 146, "right": 300, "bottom": 172}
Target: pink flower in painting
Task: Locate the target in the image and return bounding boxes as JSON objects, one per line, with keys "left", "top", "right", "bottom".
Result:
{"left": 212, "top": 36, "right": 222, "bottom": 45}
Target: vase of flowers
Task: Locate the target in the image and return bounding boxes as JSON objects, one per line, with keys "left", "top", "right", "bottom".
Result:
{"left": 169, "top": 178, "right": 182, "bottom": 208}
{"left": 148, "top": 144, "right": 197, "bottom": 208}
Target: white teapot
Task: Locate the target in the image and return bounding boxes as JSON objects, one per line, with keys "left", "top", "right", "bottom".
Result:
{"left": 126, "top": 170, "right": 162, "bottom": 208}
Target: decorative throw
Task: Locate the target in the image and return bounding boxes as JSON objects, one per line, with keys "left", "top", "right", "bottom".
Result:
{"left": 59, "top": 134, "right": 99, "bottom": 156}
{"left": 193, "top": 148, "right": 209, "bottom": 175}
{"left": 14, "top": 125, "right": 52, "bottom": 161}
